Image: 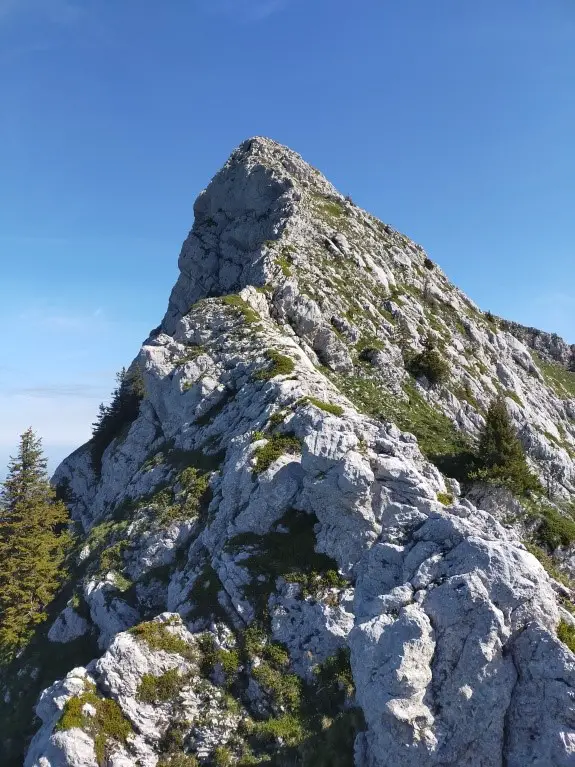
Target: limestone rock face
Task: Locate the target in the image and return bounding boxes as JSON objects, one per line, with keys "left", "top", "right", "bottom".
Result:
{"left": 10, "top": 137, "right": 575, "bottom": 767}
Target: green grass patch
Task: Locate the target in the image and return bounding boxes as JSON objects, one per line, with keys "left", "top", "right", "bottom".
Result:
{"left": 129, "top": 619, "right": 196, "bottom": 660}
{"left": 304, "top": 397, "right": 344, "bottom": 416}
{"left": 137, "top": 669, "right": 184, "bottom": 703}
{"left": 276, "top": 255, "right": 292, "bottom": 277}
{"left": 504, "top": 390, "right": 524, "bottom": 408}
{"left": 221, "top": 295, "right": 260, "bottom": 324}
{"left": 437, "top": 492, "right": 454, "bottom": 506}
{"left": 254, "top": 349, "right": 296, "bottom": 381}
{"left": 525, "top": 542, "right": 573, "bottom": 588}
{"left": 174, "top": 346, "right": 205, "bottom": 366}
{"left": 157, "top": 756, "right": 199, "bottom": 767}
{"left": 332, "top": 374, "right": 474, "bottom": 482}
{"left": 254, "top": 433, "right": 302, "bottom": 473}
{"left": 535, "top": 504, "right": 575, "bottom": 550}
{"left": 533, "top": 353, "right": 575, "bottom": 399}
{"left": 56, "top": 686, "right": 132, "bottom": 766}
{"left": 314, "top": 197, "right": 346, "bottom": 223}
{"left": 557, "top": 620, "right": 575, "bottom": 653}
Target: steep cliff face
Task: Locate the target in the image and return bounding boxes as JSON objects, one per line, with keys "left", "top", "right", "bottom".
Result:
{"left": 6, "top": 138, "right": 575, "bottom": 767}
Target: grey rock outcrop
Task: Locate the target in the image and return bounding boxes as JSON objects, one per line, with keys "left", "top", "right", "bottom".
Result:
{"left": 9, "top": 137, "right": 575, "bottom": 767}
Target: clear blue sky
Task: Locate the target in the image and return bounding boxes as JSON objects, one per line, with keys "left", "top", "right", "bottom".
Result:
{"left": 1, "top": 0, "right": 574, "bottom": 474}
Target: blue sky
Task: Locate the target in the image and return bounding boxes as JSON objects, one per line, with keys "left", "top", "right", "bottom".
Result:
{"left": 1, "top": 0, "right": 574, "bottom": 474}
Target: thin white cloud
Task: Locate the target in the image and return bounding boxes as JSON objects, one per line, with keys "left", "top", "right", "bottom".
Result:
{"left": 5, "top": 384, "right": 108, "bottom": 399}
{"left": 17, "top": 305, "right": 111, "bottom": 334}
{"left": 0, "top": 393, "right": 97, "bottom": 449}
{"left": 205, "top": 0, "right": 290, "bottom": 22}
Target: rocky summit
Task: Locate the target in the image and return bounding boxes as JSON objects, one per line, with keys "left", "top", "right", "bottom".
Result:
{"left": 6, "top": 137, "right": 575, "bottom": 766}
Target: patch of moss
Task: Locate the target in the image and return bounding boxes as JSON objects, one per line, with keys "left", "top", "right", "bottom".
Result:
{"left": 56, "top": 687, "right": 132, "bottom": 767}
{"left": 129, "top": 619, "right": 196, "bottom": 661}
{"left": 254, "top": 349, "right": 296, "bottom": 381}
{"left": 221, "top": 295, "right": 260, "bottom": 324}
{"left": 304, "top": 397, "right": 344, "bottom": 416}
{"left": 437, "top": 492, "right": 454, "bottom": 506}
{"left": 254, "top": 433, "right": 302, "bottom": 473}
{"left": 137, "top": 668, "right": 184, "bottom": 703}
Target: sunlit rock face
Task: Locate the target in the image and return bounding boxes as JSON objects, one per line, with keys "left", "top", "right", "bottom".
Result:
{"left": 16, "top": 137, "right": 575, "bottom": 767}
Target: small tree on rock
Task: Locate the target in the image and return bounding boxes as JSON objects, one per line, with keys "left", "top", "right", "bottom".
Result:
{"left": 91, "top": 365, "right": 145, "bottom": 473}
{"left": 0, "top": 428, "right": 71, "bottom": 662}
{"left": 470, "top": 397, "right": 541, "bottom": 496}
{"left": 407, "top": 335, "right": 450, "bottom": 387}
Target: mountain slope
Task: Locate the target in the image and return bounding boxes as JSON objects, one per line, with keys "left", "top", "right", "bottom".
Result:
{"left": 5, "top": 137, "right": 575, "bottom": 767}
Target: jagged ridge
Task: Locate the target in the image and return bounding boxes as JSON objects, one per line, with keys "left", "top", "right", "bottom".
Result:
{"left": 3, "top": 137, "right": 575, "bottom": 767}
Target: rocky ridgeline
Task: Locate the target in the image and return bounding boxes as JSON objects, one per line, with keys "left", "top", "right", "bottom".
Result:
{"left": 500, "top": 318, "right": 575, "bottom": 369}
{"left": 7, "top": 137, "right": 575, "bottom": 766}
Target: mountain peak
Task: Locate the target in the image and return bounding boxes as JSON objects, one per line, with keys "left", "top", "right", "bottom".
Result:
{"left": 9, "top": 138, "right": 575, "bottom": 767}
{"left": 161, "top": 137, "right": 342, "bottom": 333}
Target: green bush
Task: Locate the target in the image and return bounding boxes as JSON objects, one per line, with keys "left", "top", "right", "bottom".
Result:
{"left": 254, "top": 349, "right": 296, "bottom": 381}
{"left": 536, "top": 505, "right": 575, "bottom": 550}
{"left": 437, "top": 492, "right": 453, "bottom": 506}
{"left": 213, "top": 747, "right": 234, "bottom": 767}
{"left": 254, "top": 433, "right": 302, "bottom": 473}
{"left": 221, "top": 295, "right": 259, "bottom": 324}
{"left": 227, "top": 510, "right": 345, "bottom": 617}
{"left": 157, "top": 756, "right": 199, "bottom": 767}
{"left": 406, "top": 337, "right": 450, "bottom": 386}
{"left": 137, "top": 669, "right": 183, "bottom": 703}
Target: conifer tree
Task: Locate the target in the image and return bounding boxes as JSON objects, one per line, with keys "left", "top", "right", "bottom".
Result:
{"left": 91, "top": 365, "right": 145, "bottom": 472}
{"left": 470, "top": 397, "right": 541, "bottom": 496}
{"left": 0, "top": 428, "right": 71, "bottom": 662}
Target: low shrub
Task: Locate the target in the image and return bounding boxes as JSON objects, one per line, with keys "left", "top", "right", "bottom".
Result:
{"left": 254, "top": 349, "right": 296, "bottom": 381}
{"left": 254, "top": 433, "right": 302, "bottom": 473}
{"left": 557, "top": 620, "right": 575, "bottom": 653}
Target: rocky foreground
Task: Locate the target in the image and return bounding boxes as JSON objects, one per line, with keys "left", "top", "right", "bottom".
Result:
{"left": 8, "top": 138, "right": 575, "bottom": 766}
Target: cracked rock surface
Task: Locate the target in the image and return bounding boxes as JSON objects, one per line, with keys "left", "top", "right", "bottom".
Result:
{"left": 8, "top": 137, "right": 575, "bottom": 767}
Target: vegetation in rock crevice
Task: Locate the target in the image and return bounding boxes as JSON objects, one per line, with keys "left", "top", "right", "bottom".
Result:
{"left": 91, "top": 366, "right": 146, "bottom": 474}
{"left": 254, "top": 349, "right": 296, "bottom": 381}
{"left": 254, "top": 433, "right": 302, "bottom": 473}
{"left": 56, "top": 684, "right": 132, "bottom": 766}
